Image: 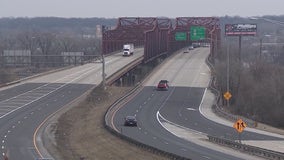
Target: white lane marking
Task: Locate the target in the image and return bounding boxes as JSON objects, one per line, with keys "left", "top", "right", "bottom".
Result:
{"left": 187, "top": 108, "right": 196, "bottom": 111}
{"left": 2, "top": 140, "right": 4, "bottom": 143}
{"left": 0, "top": 65, "right": 97, "bottom": 119}
{"left": 156, "top": 111, "right": 205, "bottom": 136}
{"left": 198, "top": 88, "right": 207, "bottom": 118}
{"left": 202, "top": 155, "right": 211, "bottom": 159}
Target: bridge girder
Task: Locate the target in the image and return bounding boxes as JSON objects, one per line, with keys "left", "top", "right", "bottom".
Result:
{"left": 102, "top": 17, "right": 172, "bottom": 62}
{"left": 169, "top": 17, "right": 221, "bottom": 57}
{"left": 102, "top": 17, "right": 220, "bottom": 62}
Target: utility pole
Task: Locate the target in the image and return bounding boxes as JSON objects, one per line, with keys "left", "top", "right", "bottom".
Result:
{"left": 226, "top": 37, "right": 230, "bottom": 107}
{"left": 259, "top": 38, "right": 263, "bottom": 59}
{"left": 102, "top": 54, "right": 106, "bottom": 90}
{"left": 238, "top": 35, "right": 242, "bottom": 62}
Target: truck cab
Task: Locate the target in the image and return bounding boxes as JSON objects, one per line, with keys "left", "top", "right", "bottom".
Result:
{"left": 123, "top": 44, "right": 134, "bottom": 56}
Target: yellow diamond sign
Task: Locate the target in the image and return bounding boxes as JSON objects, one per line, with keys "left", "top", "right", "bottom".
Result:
{"left": 224, "top": 91, "right": 232, "bottom": 100}
{"left": 233, "top": 119, "right": 247, "bottom": 133}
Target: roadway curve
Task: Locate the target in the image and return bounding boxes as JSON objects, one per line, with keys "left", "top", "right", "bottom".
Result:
{"left": 112, "top": 48, "right": 284, "bottom": 160}
{"left": 0, "top": 49, "right": 144, "bottom": 160}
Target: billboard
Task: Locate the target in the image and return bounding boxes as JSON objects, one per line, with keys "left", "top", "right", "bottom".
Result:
{"left": 225, "top": 24, "right": 257, "bottom": 36}
{"left": 2, "top": 50, "right": 31, "bottom": 66}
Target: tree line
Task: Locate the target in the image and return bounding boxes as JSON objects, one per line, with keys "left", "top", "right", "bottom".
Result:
{"left": 0, "top": 17, "right": 117, "bottom": 83}
{"left": 215, "top": 16, "right": 284, "bottom": 127}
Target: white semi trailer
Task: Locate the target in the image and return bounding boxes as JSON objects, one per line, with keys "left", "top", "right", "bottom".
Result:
{"left": 123, "top": 44, "right": 134, "bottom": 56}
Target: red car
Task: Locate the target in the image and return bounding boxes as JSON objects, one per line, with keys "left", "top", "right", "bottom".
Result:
{"left": 157, "top": 80, "right": 169, "bottom": 91}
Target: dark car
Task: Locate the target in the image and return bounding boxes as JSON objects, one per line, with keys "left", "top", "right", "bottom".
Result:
{"left": 157, "top": 80, "right": 169, "bottom": 91}
{"left": 124, "top": 116, "right": 137, "bottom": 126}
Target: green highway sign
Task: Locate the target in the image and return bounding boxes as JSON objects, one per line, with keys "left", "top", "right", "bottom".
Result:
{"left": 175, "top": 32, "right": 187, "bottom": 41}
{"left": 190, "top": 26, "right": 206, "bottom": 41}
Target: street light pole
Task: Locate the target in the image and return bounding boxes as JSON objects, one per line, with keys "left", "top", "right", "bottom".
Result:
{"left": 259, "top": 38, "right": 263, "bottom": 59}
{"left": 226, "top": 37, "right": 230, "bottom": 107}
{"left": 102, "top": 54, "right": 106, "bottom": 90}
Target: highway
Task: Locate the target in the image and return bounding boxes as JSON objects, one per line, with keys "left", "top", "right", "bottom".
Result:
{"left": 112, "top": 47, "right": 284, "bottom": 160}
{"left": 0, "top": 49, "right": 144, "bottom": 160}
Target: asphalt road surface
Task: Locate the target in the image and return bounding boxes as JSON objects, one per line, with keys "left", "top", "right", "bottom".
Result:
{"left": 113, "top": 47, "right": 283, "bottom": 159}
{"left": 0, "top": 49, "right": 144, "bottom": 159}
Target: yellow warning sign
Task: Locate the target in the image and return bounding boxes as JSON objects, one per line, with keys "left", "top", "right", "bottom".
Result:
{"left": 233, "top": 119, "right": 247, "bottom": 133}
{"left": 223, "top": 91, "right": 232, "bottom": 100}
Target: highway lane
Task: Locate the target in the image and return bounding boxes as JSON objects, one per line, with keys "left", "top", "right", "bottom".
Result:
{"left": 114, "top": 86, "right": 245, "bottom": 160}
{"left": 0, "top": 83, "right": 92, "bottom": 159}
{"left": 158, "top": 87, "right": 284, "bottom": 141}
{"left": 113, "top": 48, "right": 279, "bottom": 159}
{"left": 0, "top": 49, "right": 144, "bottom": 159}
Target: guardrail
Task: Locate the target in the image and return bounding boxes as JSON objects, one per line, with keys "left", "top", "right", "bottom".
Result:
{"left": 208, "top": 135, "right": 284, "bottom": 160}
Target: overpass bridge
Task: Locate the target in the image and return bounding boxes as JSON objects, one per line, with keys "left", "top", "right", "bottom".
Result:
{"left": 102, "top": 17, "right": 221, "bottom": 63}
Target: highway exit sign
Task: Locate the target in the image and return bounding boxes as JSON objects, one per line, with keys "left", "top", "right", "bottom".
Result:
{"left": 190, "top": 26, "right": 206, "bottom": 41}
{"left": 175, "top": 32, "right": 187, "bottom": 41}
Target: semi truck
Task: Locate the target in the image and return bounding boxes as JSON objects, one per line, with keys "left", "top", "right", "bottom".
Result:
{"left": 123, "top": 44, "right": 134, "bottom": 56}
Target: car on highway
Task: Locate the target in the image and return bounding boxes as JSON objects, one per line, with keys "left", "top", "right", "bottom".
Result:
{"left": 124, "top": 116, "right": 137, "bottom": 126}
{"left": 188, "top": 45, "right": 194, "bottom": 50}
{"left": 157, "top": 80, "right": 169, "bottom": 91}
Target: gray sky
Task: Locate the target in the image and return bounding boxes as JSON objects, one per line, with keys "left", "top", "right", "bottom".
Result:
{"left": 0, "top": 0, "right": 283, "bottom": 18}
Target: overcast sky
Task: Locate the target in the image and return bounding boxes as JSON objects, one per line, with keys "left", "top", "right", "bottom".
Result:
{"left": 0, "top": 0, "right": 283, "bottom": 18}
